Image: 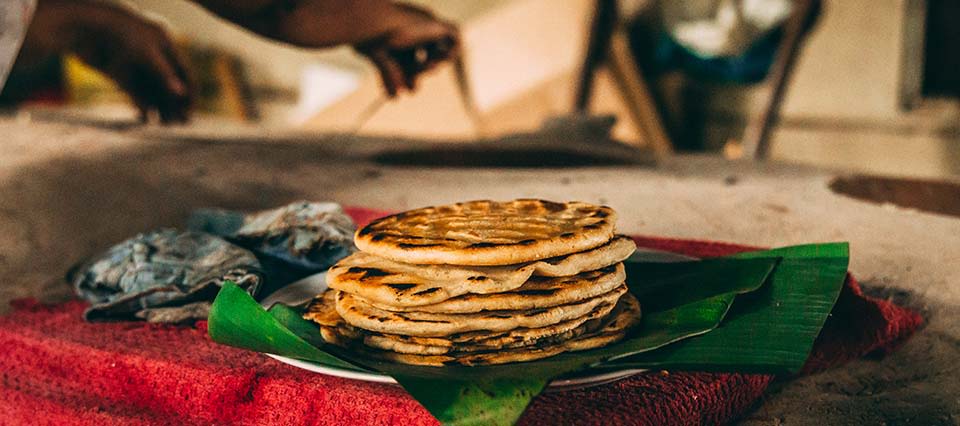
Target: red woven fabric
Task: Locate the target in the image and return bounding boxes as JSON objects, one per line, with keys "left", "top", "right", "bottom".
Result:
{"left": 0, "top": 207, "right": 923, "bottom": 426}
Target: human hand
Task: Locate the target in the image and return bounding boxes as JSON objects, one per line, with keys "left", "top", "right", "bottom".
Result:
{"left": 193, "top": 0, "right": 459, "bottom": 98}
{"left": 353, "top": 4, "right": 460, "bottom": 97}
{"left": 23, "top": 0, "right": 193, "bottom": 123}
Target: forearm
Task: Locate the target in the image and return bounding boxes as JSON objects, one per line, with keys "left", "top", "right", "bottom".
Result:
{"left": 192, "top": 0, "right": 407, "bottom": 48}
{"left": 0, "top": 0, "right": 37, "bottom": 87}
{"left": 16, "top": 0, "right": 115, "bottom": 70}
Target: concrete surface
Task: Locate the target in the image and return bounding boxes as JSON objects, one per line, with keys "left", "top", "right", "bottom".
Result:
{"left": 0, "top": 116, "right": 958, "bottom": 424}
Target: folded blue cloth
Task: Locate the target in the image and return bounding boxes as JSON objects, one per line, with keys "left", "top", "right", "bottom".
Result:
{"left": 72, "top": 202, "right": 356, "bottom": 323}
{"left": 73, "top": 229, "right": 263, "bottom": 322}
{"left": 188, "top": 201, "right": 356, "bottom": 288}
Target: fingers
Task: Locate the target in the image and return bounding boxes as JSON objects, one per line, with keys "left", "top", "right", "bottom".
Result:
{"left": 102, "top": 46, "right": 191, "bottom": 124}
{"left": 158, "top": 38, "right": 192, "bottom": 100}
{"left": 364, "top": 47, "right": 407, "bottom": 98}
{"left": 45, "top": 0, "right": 194, "bottom": 124}
{"left": 106, "top": 61, "right": 175, "bottom": 124}
{"left": 83, "top": 25, "right": 190, "bottom": 123}
{"left": 394, "top": 35, "right": 459, "bottom": 93}
{"left": 135, "top": 32, "right": 191, "bottom": 123}
{"left": 355, "top": 3, "right": 461, "bottom": 98}
{"left": 383, "top": 3, "right": 460, "bottom": 52}
{"left": 359, "top": 32, "right": 460, "bottom": 96}
{"left": 402, "top": 48, "right": 420, "bottom": 90}
{"left": 383, "top": 22, "right": 458, "bottom": 52}
{"left": 156, "top": 41, "right": 193, "bottom": 123}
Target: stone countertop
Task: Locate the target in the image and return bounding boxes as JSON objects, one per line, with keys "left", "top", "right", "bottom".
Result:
{"left": 0, "top": 117, "right": 957, "bottom": 424}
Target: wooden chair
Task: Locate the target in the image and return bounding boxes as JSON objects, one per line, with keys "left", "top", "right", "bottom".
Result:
{"left": 574, "top": 0, "right": 821, "bottom": 160}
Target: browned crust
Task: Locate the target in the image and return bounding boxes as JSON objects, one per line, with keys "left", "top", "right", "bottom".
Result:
{"left": 364, "top": 263, "right": 626, "bottom": 314}
{"left": 354, "top": 199, "right": 617, "bottom": 265}
{"left": 326, "top": 236, "right": 636, "bottom": 308}
{"left": 357, "top": 293, "right": 641, "bottom": 366}
{"left": 335, "top": 285, "right": 628, "bottom": 337}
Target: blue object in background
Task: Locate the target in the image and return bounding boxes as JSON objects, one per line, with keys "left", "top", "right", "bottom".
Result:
{"left": 653, "top": 28, "right": 783, "bottom": 84}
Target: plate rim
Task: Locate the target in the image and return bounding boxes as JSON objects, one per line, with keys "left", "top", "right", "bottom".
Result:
{"left": 265, "top": 353, "right": 647, "bottom": 392}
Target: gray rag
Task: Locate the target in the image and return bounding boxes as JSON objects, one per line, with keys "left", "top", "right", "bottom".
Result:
{"left": 71, "top": 202, "right": 356, "bottom": 323}
{"left": 188, "top": 201, "right": 356, "bottom": 287}
{"left": 72, "top": 229, "right": 263, "bottom": 322}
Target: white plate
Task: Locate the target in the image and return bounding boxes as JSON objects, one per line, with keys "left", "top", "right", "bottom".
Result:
{"left": 264, "top": 353, "right": 646, "bottom": 392}
{"left": 257, "top": 247, "right": 695, "bottom": 392}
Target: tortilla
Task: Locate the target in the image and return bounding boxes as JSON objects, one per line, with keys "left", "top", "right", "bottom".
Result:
{"left": 354, "top": 199, "right": 616, "bottom": 265}
{"left": 302, "top": 289, "right": 342, "bottom": 327}
{"left": 307, "top": 293, "right": 620, "bottom": 354}
{"left": 364, "top": 263, "right": 625, "bottom": 314}
{"left": 327, "top": 236, "right": 636, "bottom": 307}
{"left": 334, "top": 285, "right": 628, "bottom": 337}
{"left": 361, "top": 293, "right": 641, "bottom": 366}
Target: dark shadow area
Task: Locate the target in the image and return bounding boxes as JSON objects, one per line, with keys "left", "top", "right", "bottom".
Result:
{"left": 924, "top": 0, "right": 960, "bottom": 97}
{"left": 829, "top": 175, "right": 960, "bottom": 218}
{"left": 157, "top": 114, "right": 654, "bottom": 170}
{"left": 370, "top": 114, "right": 652, "bottom": 168}
{"left": 372, "top": 147, "right": 638, "bottom": 168}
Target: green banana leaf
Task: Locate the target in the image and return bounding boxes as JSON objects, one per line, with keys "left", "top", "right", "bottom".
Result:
{"left": 207, "top": 285, "right": 357, "bottom": 370}
{"left": 605, "top": 243, "right": 849, "bottom": 373}
{"left": 207, "top": 243, "right": 848, "bottom": 425}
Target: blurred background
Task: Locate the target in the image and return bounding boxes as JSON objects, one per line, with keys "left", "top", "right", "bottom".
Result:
{"left": 2, "top": 2, "right": 959, "bottom": 422}
{"left": 2, "top": 0, "right": 958, "bottom": 178}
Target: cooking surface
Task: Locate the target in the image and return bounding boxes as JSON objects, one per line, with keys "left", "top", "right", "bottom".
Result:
{"left": 0, "top": 117, "right": 957, "bottom": 424}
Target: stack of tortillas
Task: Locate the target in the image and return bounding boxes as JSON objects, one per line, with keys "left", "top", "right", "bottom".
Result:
{"left": 304, "top": 199, "right": 640, "bottom": 366}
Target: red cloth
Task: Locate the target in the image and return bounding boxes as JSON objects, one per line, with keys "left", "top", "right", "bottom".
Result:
{"left": 0, "top": 207, "right": 922, "bottom": 426}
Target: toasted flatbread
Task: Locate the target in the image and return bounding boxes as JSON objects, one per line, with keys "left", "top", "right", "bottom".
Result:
{"left": 327, "top": 314, "right": 605, "bottom": 355}
{"left": 354, "top": 199, "right": 617, "bottom": 265}
{"left": 334, "top": 285, "right": 628, "bottom": 337}
{"left": 307, "top": 293, "right": 619, "bottom": 354}
{"left": 302, "top": 290, "right": 342, "bottom": 327}
{"left": 365, "top": 263, "right": 625, "bottom": 314}
{"left": 327, "top": 236, "right": 636, "bottom": 307}
{"left": 361, "top": 293, "right": 641, "bottom": 366}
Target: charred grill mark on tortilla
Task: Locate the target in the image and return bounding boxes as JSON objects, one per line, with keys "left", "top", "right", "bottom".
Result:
{"left": 386, "top": 283, "right": 417, "bottom": 291}
{"left": 344, "top": 267, "right": 391, "bottom": 280}
{"left": 398, "top": 243, "right": 442, "bottom": 249}
{"left": 413, "top": 288, "right": 440, "bottom": 296}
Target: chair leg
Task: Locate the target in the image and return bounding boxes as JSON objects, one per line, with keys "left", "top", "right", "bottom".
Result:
{"left": 607, "top": 31, "right": 674, "bottom": 157}
{"left": 741, "top": 0, "right": 820, "bottom": 160}
{"left": 575, "top": 0, "right": 673, "bottom": 156}
{"left": 575, "top": 0, "right": 618, "bottom": 112}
